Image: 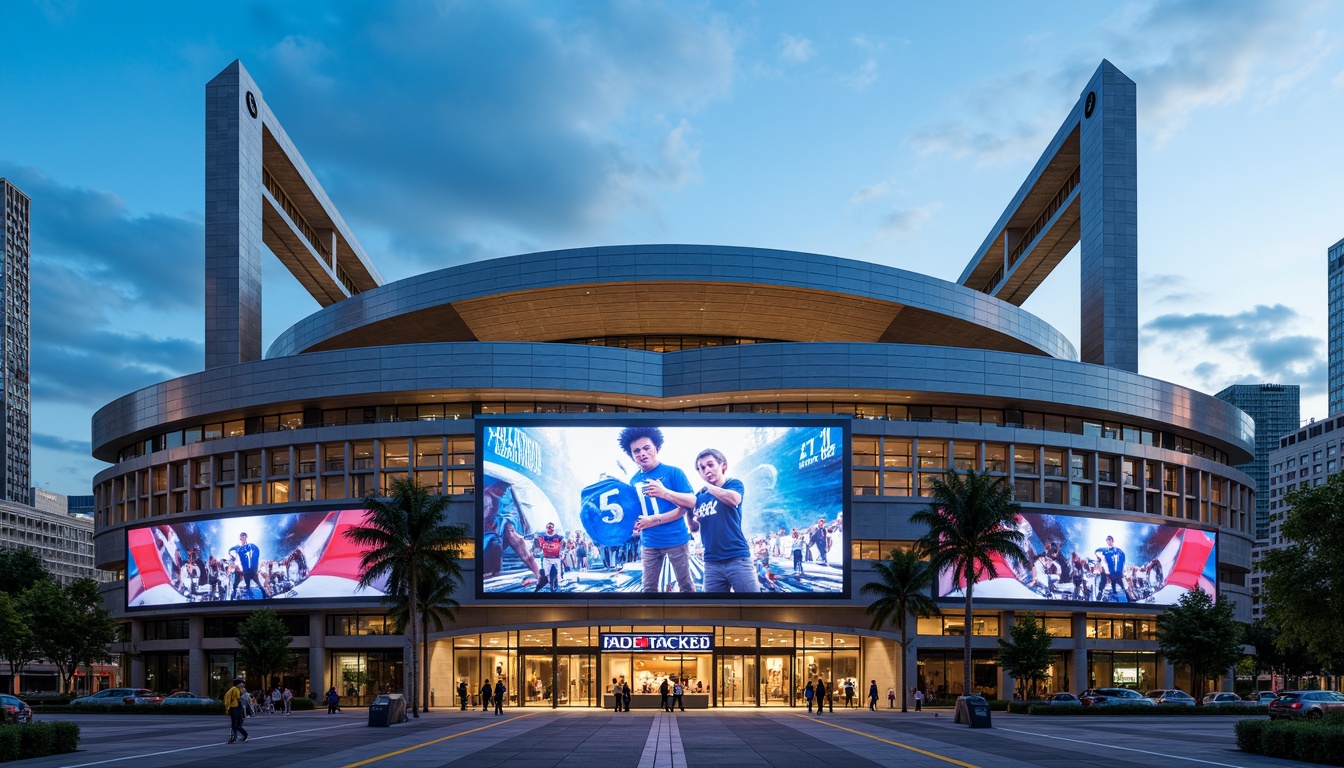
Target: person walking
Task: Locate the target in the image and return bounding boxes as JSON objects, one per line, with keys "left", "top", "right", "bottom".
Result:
{"left": 659, "top": 678, "right": 671, "bottom": 712}
{"left": 325, "top": 686, "right": 340, "bottom": 714}
{"left": 493, "top": 679, "right": 506, "bottom": 715}
{"left": 868, "top": 680, "right": 879, "bottom": 711}
{"left": 914, "top": 688, "right": 924, "bottom": 712}
{"left": 481, "top": 680, "right": 492, "bottom": 712}
{"left": 622, "top": 681, "right": 632, "bottom": 712}
{"left": 814, "top": 679, "right": 826, "bottom": 716}
{"left": 281, "top": 684, "right": 293, "bottom": 715}
{"left": 673, "top": 680, "right": 685, "bottom": 711}
{"left": 225, "top": 677, "right": 249, "bottom": 743}
{"left": 458, "top": 679, "right": 469, "bottom": 711}
{"left": 804, "top": 681, "right": 814, "bottom": 713}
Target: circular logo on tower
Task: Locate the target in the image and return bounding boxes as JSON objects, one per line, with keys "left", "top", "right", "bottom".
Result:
{"left": 1084, "top": 91, "right": 1096, "bottom": 119}
{"left": 246, "top": 91, "right": 258, "bottom": 119}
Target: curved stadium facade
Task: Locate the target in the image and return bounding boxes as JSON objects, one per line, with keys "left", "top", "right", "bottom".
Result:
{"left": 89, "top": 60, "right": 1255, "bottom": 707}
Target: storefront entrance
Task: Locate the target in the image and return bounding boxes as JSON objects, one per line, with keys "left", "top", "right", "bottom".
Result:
{"left": 519, "top": 653, "right": 597, "bottom": 707}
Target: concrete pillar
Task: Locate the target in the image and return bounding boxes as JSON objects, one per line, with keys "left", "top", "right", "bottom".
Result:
{"left": 189, "top": 615, "right": 207, "bottom": 696}
{"left": 1071, "top": 612, "right": 1088, "bottom": 692}
{"left": 1160, "top": 658, "right": 1174, "bottom": 689}
{"left": 309, "top": 612, "right": 326, "bottom": 699}
{"left": 999, "top": 610, "right": 1015, "bottom": 701}
{"left": 129, "top": 619, "right": 146, "bottom": 688}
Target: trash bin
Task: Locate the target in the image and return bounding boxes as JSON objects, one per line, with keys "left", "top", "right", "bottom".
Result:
{"left": 368, "top": 694, "right": 408, "bottom": 727}
{"left": 953, "top": 695, "right": 992, "bottom": 728}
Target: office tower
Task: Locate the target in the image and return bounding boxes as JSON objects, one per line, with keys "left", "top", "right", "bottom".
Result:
{"left": 1215, "top": 384, "right": 1299, "bottom": 538}
{"left": 1329, "top": 238, "right": 1344, "bottom": 415}
{"left": 0, "top": 180, "right": 31, "bottom": 504}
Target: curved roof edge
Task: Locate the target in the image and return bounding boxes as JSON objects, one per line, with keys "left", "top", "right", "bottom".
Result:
{"left": 265, "top": 245, "right": 1078, "bottom": 361}
{"left": 95, "top": 342, "right": 1250, "bottom": 463}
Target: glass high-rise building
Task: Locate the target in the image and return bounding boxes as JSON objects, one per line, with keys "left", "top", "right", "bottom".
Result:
{"left": 0, "top": 179, "right": 31, "bottom": 505}
{"left": 1329, "top": 238, "right": 1344, "bottom": 415}
{"left": 1215, "top": 383, "right": 1299, "bottom": 538}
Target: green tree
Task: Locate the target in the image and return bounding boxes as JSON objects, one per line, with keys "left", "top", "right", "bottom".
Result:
{"left": 1263, "top": 473, "right": 1344, "bottom": 660}
{"left": 0, "top": 591, "right": 40, "bottom": 694}
{"left": 1156, "top": 588, "right": 1243, "bottom": 702}
{"left": 0, "top": 548, "right": 49, "bottom": 595}
{"left": 31, "top": 578, "right": 117, "bottom": 693}
{"left": 996, "top": 612, "right": 1054, "bottom": 699}
{"left": 911, "top": 470, "right": 1027, "bottom": 697}
{"left": 345, "top": 477, "right": 468, "bottom": 718}
{"left": 388, "top": 567, "right": 460, "bottom": 712}
{"left": 861, "top": 547, "right": 940, "bottom": 712}
{"left": 235, "top": 609, "right": 296, "bottom": 690}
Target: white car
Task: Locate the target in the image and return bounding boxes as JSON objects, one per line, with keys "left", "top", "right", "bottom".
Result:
{"left": 161, "top": 691, "right": 217, "bottom": 706}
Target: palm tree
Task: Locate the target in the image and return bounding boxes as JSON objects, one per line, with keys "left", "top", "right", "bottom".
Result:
{"left": 345, "top": 477, "right": 468, "bottom": 718}
{"left": 911, "top": 470, "right": 1027, "bottom": 698}
{"left": 388, "top": 566, "right": 460, "bottom": 712}
{"left": 861, "top": 547, "right": 941, "bottom": 712}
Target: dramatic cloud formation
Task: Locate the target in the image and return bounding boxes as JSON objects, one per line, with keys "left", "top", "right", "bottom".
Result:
{"left": 252, "top": 2, "right": 735, "bottom": 270}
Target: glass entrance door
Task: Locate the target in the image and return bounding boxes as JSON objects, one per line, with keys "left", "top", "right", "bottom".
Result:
{"left": 521, "top": 655, "right": 554, "bottom": 706}
{"left": 557, "top": 654, "right": 597, "bottom": 707}
{"left": 718, "top": 654, "right": 757, "bottom": 706}
{"left": 759, "top": 655, "right": 791, "bottom": 706}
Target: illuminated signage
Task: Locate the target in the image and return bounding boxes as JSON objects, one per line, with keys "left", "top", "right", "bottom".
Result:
{"left": 600, "top": 633, "right": 715, "bottom": 652}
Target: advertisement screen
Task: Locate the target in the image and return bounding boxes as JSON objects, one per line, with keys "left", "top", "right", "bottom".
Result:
{"left": 936, "top": 511, "right": 1217, "bottom": 605}
{"left": 125, "top": 508, "right": 385, "bottom": 608}
{"left": 478, "top": 417, "right": 848, "bottom": 597}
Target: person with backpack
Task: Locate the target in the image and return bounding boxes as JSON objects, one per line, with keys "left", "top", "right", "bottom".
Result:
{"left": 480, "top": 679, "right": 492, "bottom": 713}
{"left": 325, "top": 686, "right": 340, "bottom": 714}
{"left": 493, "top": 679, "right": 506, "bottom": 715}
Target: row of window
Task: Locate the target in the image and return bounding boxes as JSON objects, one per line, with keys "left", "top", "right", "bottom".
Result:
{"left": 113, "top": 399, "right": 1232, "bottom": 466}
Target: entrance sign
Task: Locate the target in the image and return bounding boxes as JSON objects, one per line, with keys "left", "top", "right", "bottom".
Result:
{"left": 600, "top": 633, "right": 715, "bottom": 653}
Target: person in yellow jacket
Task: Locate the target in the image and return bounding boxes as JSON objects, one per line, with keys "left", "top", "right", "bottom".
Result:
{"left": 225, "top": 677, "right": 249, "bottom": 743}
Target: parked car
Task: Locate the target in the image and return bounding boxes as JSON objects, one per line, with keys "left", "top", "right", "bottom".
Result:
{"left": 1202, "top": 692, "right": 1245, "bottom": 707}
{"left": 1079, "top": 688, "right": 1156, "bottom": 707}
{"left": 1243, "top": 691, "right": 1279, "bottom": 704}
{"left": 1043, "top": 692, "right": 1081, "bottom": 706}
{"left": 1146, "top": 689, "right": 1196, "bottom": 706}
{"left": 161, "top": 692, "right": 217, "bottom": 706}
{"left": 1268, "top": 690, "right": 1344, "bottom": 720}
{"left": 70, "top": 688, "right": 164, "bottom": 706}
{"left": 0, "top": 695, "right": 32, "bottom": 724}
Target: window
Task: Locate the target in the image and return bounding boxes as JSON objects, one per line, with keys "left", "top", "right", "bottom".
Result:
{"left": 953, "top": 443, "right": 978, "bottom": 471}
{"left": 1013, "top": 447, "right": 1037, "bottom": 475}
{"left": 853, "top": 437, "right": 879, "bottom": 467}
{"left": 883, "top": 439, "right": 912, "bottom": 468}
{"left": 324, "top": 443, "right": 346, "bottom": 472}
{"left": 985, "top": 444, "right": 1007, "bottom": 473}
{"left": 382, "top": 440, "right": 409, "bottom": 468}
{"left": 1044, "top": 450, "right": 1064, "bottom": 477}
{"left": 917, "top": 440, "right": 946, "bottom": 469}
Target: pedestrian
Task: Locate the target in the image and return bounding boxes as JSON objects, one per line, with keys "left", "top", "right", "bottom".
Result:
{"left": 481, "top": 679, "right": 492, "bottom": 712}
{"left": 804, "top": 681, "right": 814, "bottom": 713}
{"left": 281, "top": 684, "right": 293, "bottom": 715}
{"left": 868, "top": 680, "right": 878, "bottom": 711}
{"left": 458, "top": 679, "right": 469, "bottom": 711}
{"left": 270, "top": 685, "right": 282, "bottom": 714}
{"left": 887, "top": 687, "right": 896, "bottom": 709}
{"left": 814, "top": 679, "right": 826, "bottom": 716}
{"left": 225, "top": 677, "right": 249, "bottom": 743}
{"left": 622, "top": 681, "right": 631, "bottom": 712}
{"left": 325, "top": 686, "right": 340, "bottom": 714}
{"left": 844, "top": 679, "right": 855, "bottom": 709}
{"left": 494, "top": 679, "right": 506, "bottom": 715}
{"left": 673, "top": 679, "right": 685, "bottom": 711}
{"left": 914, "top": 688, "right": 924, "bottom": 712}
{"left": 660, "top": 678, "right": 670, "bottom": 712}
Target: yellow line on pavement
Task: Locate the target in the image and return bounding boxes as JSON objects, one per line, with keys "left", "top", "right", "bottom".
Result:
{"left": 337, "top": 713, "right": 541, "bottom": 768}
{"left": 800, "top": 715, "right": 983, "bottom": 768}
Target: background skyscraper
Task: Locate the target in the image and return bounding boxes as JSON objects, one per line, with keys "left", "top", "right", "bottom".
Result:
{"left": 0, "top": 179, "right": 30, "bottom": 505}
{"left": 1215, "top": 383, "right": 1299, "bottom": 539}
{"left": 1329, "top": 238, "right": 1344, "bottom": 415}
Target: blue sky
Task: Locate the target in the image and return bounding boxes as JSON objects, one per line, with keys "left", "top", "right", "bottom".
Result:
{"left": 3, "top": 0, "right": 1342, "bottom": 495}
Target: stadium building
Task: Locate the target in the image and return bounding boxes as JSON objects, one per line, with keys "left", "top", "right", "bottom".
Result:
{"left": 90, "top": 60, "right": 1255, "bottom": 706}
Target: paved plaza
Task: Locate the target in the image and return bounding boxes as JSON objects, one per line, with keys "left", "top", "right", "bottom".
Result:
{"left": 15, "top": 708, "right": 1306, "bottom": 768}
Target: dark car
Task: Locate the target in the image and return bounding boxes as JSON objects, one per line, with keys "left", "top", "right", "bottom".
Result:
{"left": 1044, "top": 692, "right": 1081, "bottom": 706}
{"left": 1146, "top": 689, "right": 1196, "bottom": 706}
{"left": 0, "top": 695, "right": 32, "bottom": 724}
{"left": 1079, "top": 688, "right": 1155, "bottom": 707}
{"left": 1201, "top": 692, "right": 1245, "bottom": 707}
{"left": 70, "top": 688, "right": 163, "bottom": 706}
{"left": 1268, "top": 690, "right": 1344, "bottom": 720}
{"left": 1243, "top": 691, "right": 1279, "bottom": 704}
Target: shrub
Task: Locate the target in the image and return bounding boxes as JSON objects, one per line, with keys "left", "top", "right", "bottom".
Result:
{"left": 1261, "top": 721, "right": 1305, "bottom": 760}
{"left": 1235, "top": 718, "right": 1268, "bottom": 753}
{"left": 0, "top": 721, "right": 80, "bottom": 762}
{"left": 291, "top": 697, "right": 316, "bottom": 711}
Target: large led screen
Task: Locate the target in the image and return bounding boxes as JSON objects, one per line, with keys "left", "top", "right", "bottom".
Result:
{"left": 936, "top": 512, "right": 1216, "bottom": 605}
{"left": 478, "top": 417, "right": 848, "bottom": 597}
{"left": 125, "top": 509, "right": 385, "bottom": 608}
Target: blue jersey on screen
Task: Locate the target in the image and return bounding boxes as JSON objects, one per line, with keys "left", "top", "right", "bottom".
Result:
{"left": 230, "top": 542, "right": 260, "bottom": 571}
{"left": 694, "top": 478, "right": 749, "bottom": 562}
{"left": 632, "top": 463, "right": 692, "bottom": 549}
{"left": 579, "top": 477, "right": 640, "bottom": 548}
{"left": 1096, "top": 546, "right": 1125, "bottom": 575}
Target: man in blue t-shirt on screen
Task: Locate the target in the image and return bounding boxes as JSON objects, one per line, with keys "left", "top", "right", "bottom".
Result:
{"left": 687, "top": 448, "right": 757, "bottom": 593}
{"left": 229, "top": 532, "right": 265, "bottom": 599}
{"left": 619, "top": 426, "right": 696, "bottom": 593}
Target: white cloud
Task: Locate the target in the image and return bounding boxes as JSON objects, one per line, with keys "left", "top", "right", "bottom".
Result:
{"left": 779, "top": 34, "right": 815, "bottom": 63}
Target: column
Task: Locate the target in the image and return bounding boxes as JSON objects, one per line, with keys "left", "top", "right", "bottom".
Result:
{"left": 309, "top": 612, "right": 327, "bottom": 700}
{"left": 1070, "top": 612, "right": 1088, "bottom": 692}
{"left": 1160, "top": 657, "right": 1174, "bottom": 689}
{"left": 999, "top": 610, "right": 1015, "bottom": 701}
{"left": 129, "top": 619, "right": 146, "bottom": 688}
{"left": 189, "top": 615, "right": 207, "bottom": 696}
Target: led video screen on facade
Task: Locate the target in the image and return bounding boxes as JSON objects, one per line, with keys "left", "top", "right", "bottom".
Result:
{"left": 936, "top": 511, "right": 1217, "bottom": 605}
{"left": 477, "top": 417, "right": 849, "bottom": 597}
{"left": 125, "top": 508, "right": 385, "bottom": 608}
